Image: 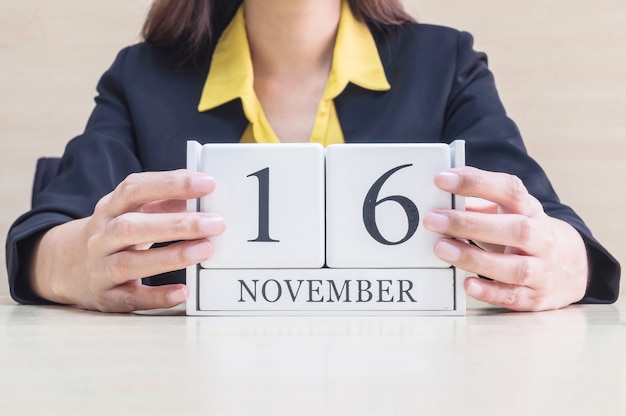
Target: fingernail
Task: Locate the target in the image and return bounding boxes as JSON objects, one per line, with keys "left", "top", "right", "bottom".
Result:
{"left": 466, "top": 280, "right": 484, "bottom": 297}
{"left": 435, "top": 171, "right": 460, "bottom": 190}
{"left": 191, "top": 175, "right": 215, "bottom": 193}
{"left": 167, "top": 286, "right": 189, "bottom": 304}
{"left": 423, "top": 212, "right": 449, "bottom": 234}
{"left": 200, "top": 217, "right": 225, "bottom": 235}
{"left": 187, "top": 240, "right": 213, "bottom": 261}
{"left": 435, "top": 240, "right": 462, "bottom": 262}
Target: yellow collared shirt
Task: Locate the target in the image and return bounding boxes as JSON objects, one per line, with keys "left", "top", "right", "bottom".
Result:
{"left": 197, "top": 0, "right": 390, "bottom": 147}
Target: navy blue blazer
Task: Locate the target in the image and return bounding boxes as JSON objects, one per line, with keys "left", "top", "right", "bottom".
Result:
{"left": 6, "top": 23, "right": 620, "bottom": 304}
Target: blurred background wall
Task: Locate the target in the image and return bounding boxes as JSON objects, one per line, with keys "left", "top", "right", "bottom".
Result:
{"left": 1, "top": 0, "right": 624, "bottom": 299}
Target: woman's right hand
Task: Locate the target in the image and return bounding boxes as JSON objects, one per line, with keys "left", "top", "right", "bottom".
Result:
{"left": 30, "top": 169, "right": 225, "bottom": 312}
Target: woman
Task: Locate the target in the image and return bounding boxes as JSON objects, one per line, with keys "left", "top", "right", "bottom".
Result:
{"left": 6, "top": 0, "right": 620, "bottom": 312}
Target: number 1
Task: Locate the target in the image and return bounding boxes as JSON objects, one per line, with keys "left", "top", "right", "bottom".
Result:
{"left": 247, "top": 167, "right": 279, "bottom": 242}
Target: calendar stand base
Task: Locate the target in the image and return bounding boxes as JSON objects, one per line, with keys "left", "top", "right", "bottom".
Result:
{"left": 186, "top": 266, "right": 466, "bottom": 316}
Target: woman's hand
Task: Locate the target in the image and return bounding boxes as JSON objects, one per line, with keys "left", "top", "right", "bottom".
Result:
{"left": 423, "top": 166, "right": 588, "bottom": 311}
{"left": 30, "top": 170, "right": 225, "bottom": 313}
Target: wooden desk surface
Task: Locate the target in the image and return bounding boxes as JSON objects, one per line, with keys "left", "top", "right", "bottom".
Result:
{"left": 1, "top": 294, "right": 624, "bottom": 416}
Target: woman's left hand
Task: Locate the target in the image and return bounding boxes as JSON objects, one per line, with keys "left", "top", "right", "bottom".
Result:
{"left": 423, "top": 166, "right": 588, "bottom": 311}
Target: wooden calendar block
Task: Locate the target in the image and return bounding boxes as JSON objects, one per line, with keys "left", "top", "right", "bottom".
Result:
{"left": 325, "top": 143, "right": 455, "bottom": 268}
{"left": 190, "top": 143, "right": 325, "bottom": 269}
{"left": 194, "top": 268, "right": 459, "bottom": 315}
{"left": 186, "top": 140, "right": 466, "bottom": 316}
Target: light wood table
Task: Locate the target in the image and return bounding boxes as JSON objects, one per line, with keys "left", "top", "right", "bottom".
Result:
{"left": 0, "top": 293, "right": 624, "bottom": 416}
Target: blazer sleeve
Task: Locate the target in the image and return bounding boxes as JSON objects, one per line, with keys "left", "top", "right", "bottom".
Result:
{"left": 5, "top": 47, "right": 143, "bottom": 304}
{"left": 442, "top": 31, "right": 620, "bottom": 303}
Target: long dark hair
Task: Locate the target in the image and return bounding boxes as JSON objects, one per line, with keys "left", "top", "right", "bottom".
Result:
{"left": 142, "top": 0, "right": 414, "bottom": 64}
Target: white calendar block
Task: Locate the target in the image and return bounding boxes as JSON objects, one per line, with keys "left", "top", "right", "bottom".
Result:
{"left": 186, "top": 140, "right": 466, "bottom": 316}
{"left": 192, "top": 267, "right": 459, "bottom": 315}
{"left": 193, "top": 143, "right": 325, "bottom": 269}
{"left": 325, "top": 143, "right": 454, "bottom": 268}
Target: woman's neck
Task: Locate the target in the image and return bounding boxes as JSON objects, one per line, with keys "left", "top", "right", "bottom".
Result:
{"left": 243, "top": 0, "right": 341, "bottom": 80}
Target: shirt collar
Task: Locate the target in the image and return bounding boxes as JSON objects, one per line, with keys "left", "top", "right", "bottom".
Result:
{"left": 198, "top": 6, "right": 252, "bottom": 112}
{"left": 324, "top": 0, "right": 390, "bottom": 100}
{"left": 198, "top": 0, "right": 390, "bottom": 113}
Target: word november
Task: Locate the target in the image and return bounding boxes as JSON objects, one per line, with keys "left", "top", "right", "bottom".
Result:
{"left": 238, "top": 278, "right": 417, "bottom": 304}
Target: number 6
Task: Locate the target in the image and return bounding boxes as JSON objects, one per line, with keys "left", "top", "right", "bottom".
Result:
{"left": 362, "top": 164, "right": 419, "bottom": 245}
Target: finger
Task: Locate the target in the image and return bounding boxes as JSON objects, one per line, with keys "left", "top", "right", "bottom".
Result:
{"left": 432, "top": 238, "right": 544, "bottom": 288}
{"left": 464, "top": 277, "right": 544, "bottom": 312}
{"left": 98, "top": 283, "right": 189, "bottom": 313}
{"left": 465, "top": 197, "right": 499, "bottom": 214}
{"left": 434, "top": 167, "right": 543, "bottom": 216}
{"left": 423, "top": 210, "right": 546, "bottom": 255}
{"left": 101, "top": 212, "right": 225, "bottom": 252}
{"left": 102, "top": 239, "right": 214, "bottom": 284}
{"left": 99, "top": 170, "right": 216, "bottom": 218}
{"left": 468, "top": 240, "right": 504, "bottom": 254}
{"left": 141, "top": 199, "right": 187, "bottom": 214}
